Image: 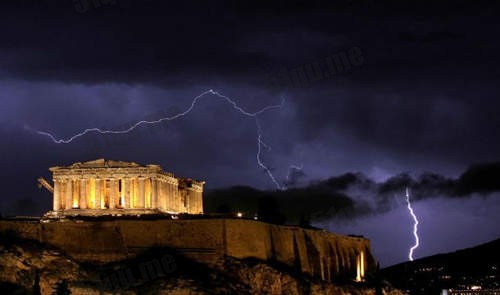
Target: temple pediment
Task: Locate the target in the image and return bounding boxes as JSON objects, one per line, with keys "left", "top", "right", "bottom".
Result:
{"left": 51, "top": 158, "right": 146, "bottom": 170}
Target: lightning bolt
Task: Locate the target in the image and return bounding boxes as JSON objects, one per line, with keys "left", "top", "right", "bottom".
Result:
{"left": 283, "top": 164, "right": 303, "bottom": 189}
{"left": 35, "top": 89, "right": 286, "bottom": 190}
{"left": 405, "top": 187, "right": 420, "bottom": 261}
{"left": 255, "top": 118, "right": 283, "bottom": 189}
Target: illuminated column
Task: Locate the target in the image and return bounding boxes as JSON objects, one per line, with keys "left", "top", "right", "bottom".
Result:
{"left": 86, "top": 179, "right": 91, "bottom": 208}
{"left": 190, "top": 190, "right": 196, "bottom": 213}
{"left": 166, "top": 183, "right": 172, "bottom": 211}
{"left": 100, "top": 179, "right": 106, "bottom": 209}
{"left": 109, "top": 179, "right": 117, "bottom": 209}
{"left": 181, "top": 187, "right": 186, "bottom": 212}
{"left": 60, "top": 181, "right": 66, "bottom": 209}
{"left": 156, "top": 179, "right": 162, "bottom": 210}
{"left": 185, "top": 189, "right": 192, "bottom": 213}
{"left": 174, "top": 185, "right": 180, "bottom": 212}
{"left": 174, "top": 184, "right": 178, "bottom": 211}
{"left": 65, "top": 179, "right": 73, "bottom": 210}
{"left": 360, "top": 251, "right": 365, "bottom": 278}
{"left": 197, "top": 191, "right": 203, "bottom": 213}
{"left": 151, "top": 178, "right": 158, "bottom": 209}
{"left": 192, "top": 190, "right": 198, "bottom": 213}
{"left": 53, "top": 178, "right": 60, "bottom": 211}
{"left": 79, "top": 178, "right": 87, "bottom": 209}
{"left": 175, "top": 184, "right": 180, "bottom": 212}
{"left": 124, "top": 178, "right": 131, "bottom": 208}
{"left": 165, "top": 182, "right": 175, "bottom": 211}
{"left": 131, "top": 178, "right": 137, "bottom": 208}
{"left": 355, "top": 255, "right": 360, "bottom": 282}
{"left": 119, "top": 178, "right": 125, "bottom": 208}
{"left": 144, "top": 178, "right": 151, "bottom": 208}
{"left": 172, "top": 184, "right": 176, "bottom": 211}
{"left": 89, "top": 178, "right": 96, "bottom": 209}
{"left": 355, "top": 251, "right": 364, "bottom": 282}
{"left": 72, "top": 179, "right": 79, "bottom": 208}
{"left": 163, "top": 181, "right": 170, "bottom": 210}
{"left": 159, "top": 181, "right": 164, "bottom": 210}
{"left": 167, "top": 181, "right": 171, "bottom": 210}
{"left": 95, "top": 178, "right": 102, "bottom": 209}
{"left": 170, "top": 183, "right": 175, "bottom": 211}
{"left": 197, "top": 190, "right": 201, "bottom": 213}
{"left": 138, "top": 177, "right": 145, "bottom": 208}
{"left": 162, "top": 181, "right": 168, "bottom": 210}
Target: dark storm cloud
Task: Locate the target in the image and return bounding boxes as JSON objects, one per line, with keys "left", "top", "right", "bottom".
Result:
{"left": 1, "top": 0, "right": 500, "bottom": 218}
{"left": 283, "top": 165, "right": 306, "bottom": 187}
{"left": 204, "top": 162, "right": 500, "bottom": 223}
{"left": 1, "top": 1, "right": 498, "bottom": 78}
{"left": 4, "top": 0, "right": 495, "bottom": 85}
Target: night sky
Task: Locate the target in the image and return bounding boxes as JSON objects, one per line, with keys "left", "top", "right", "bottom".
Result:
{"left": 1, "top": 0, "right": 499, "bottom": 266}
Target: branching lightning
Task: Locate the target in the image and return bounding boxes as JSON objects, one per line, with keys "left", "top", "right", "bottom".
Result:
{"left": 35, "top": 89, "right": 286, "bottom": 189}
{"left": 283, "top": 164, "right": 303, "bottom": 189}
{"left": 254, "top": 118, "right": 283, "bottom": 189}
{"left": 405, "top": 187, "right": 420, "bottom": 261}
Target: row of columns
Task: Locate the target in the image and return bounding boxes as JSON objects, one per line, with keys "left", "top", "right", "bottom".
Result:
{"left": 155, "top": 178, "right": 203, "bottom": 214}
{"left": 52, "top": 176, "right": 203, "bottom": 214}
{"left": 53, "top": 177, "right": 158, "bottom": 211}
{"left": 355, "top": 251, "right": 365, "bottom": 282}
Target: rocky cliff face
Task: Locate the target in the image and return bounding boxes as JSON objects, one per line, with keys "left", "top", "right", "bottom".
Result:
{"left": 0, "top": 218, "right": 374, "bottom": 282}
{"left": 0, "top": 233, "right": 405, "bottom": 295}
{"left": 0, "top": 218, "right": 406, "bottom": 294}
{"left": 0, "top": 233, "right": 86, "bottom": 295}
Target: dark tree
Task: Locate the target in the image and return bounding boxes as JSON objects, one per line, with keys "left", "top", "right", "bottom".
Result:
{"left": 375, "top": 262, "right": 383, "bottom": 295}
{"left": 215, "top": 203, "right": 231, "bottom": 214}
{"left": 298, "top": 213, "right": 312, "bottom": 228}
{"left": 52, "top": 280, "right": 71, "bottom": 295}
{"left": 257, "top": 196, "right": 286, "bottom": 225}
{"left": 32, "top": 271, "right": 41, "bottom": 295}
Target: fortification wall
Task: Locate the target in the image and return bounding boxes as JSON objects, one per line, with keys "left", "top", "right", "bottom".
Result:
{"left": 224, "top": 219, "right": 374, "bottom": 281}
{"left": 0, "top": 219, "right": 374, "bottom": 281}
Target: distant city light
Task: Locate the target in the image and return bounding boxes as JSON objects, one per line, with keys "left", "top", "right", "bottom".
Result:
{"left": 236, "top": 212, "right": 243, "bottom": 218}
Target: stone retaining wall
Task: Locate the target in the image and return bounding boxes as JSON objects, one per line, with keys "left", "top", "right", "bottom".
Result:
{"left": 0, "top": 218, "right": 374, "bottom": 281}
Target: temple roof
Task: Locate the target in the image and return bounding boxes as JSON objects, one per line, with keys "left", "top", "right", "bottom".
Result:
{"left": 51, "top": 159, "right": 160, "bottom": 170}
{"left": 49, "top": 159, "right": 205, "bottom": 185}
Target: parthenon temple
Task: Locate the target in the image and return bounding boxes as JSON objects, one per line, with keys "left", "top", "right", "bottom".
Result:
{"left": 43, "top": 159, "right": 204, "bottom": 216}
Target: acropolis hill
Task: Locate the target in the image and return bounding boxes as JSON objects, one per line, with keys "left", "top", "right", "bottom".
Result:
{"left": 0, "top": 159, "right": 390, "bottom": 294}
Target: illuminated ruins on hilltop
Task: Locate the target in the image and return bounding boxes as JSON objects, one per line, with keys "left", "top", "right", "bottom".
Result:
{"left": 40, "top": 159, "right": 204, "bottom": 217}
{"left": 32, "top": 159, "right": 368, "bottom": 282}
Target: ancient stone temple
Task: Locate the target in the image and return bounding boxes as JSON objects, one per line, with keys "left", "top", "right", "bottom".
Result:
{"left": 43, "top": 159, "right": 204, "bottom": 217}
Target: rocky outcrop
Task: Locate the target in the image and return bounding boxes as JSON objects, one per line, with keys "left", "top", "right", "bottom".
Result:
{"left": 0, "top": 237, "right": 86, "bottom": 294}
{"left": 0, "top": 218, "right": 374, "bottom": 282}
{"left": 0, "top": 234, "right": 405, "bottom": 295}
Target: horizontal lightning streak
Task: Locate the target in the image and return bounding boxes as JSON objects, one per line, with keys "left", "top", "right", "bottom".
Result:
{"left": 35, "top": 89, "right": 286, "bottom": 189}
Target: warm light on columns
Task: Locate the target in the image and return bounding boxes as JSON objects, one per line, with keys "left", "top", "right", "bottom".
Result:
{"left": 119, "top": 178, "right": 125, "bottom": 207}
{"left": 100, "top": 179, "right": 106, "bottom": 209}
{"left": 89, "top": 178, "right": 96, "bottom": 209}
{"left": 70, "top": 180, "right": 80, "bottom": 209}
{"left": 360, "top": 251, "right": 365, "bottom": 278}
{"left": 145, "top": 178, "right": 151, "bottom": 208}
{"left": 130, "top": 178, "right": 137, "bottom": 208}
{"left": 355, "top": 251, "right": 365, "bottom": 282}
